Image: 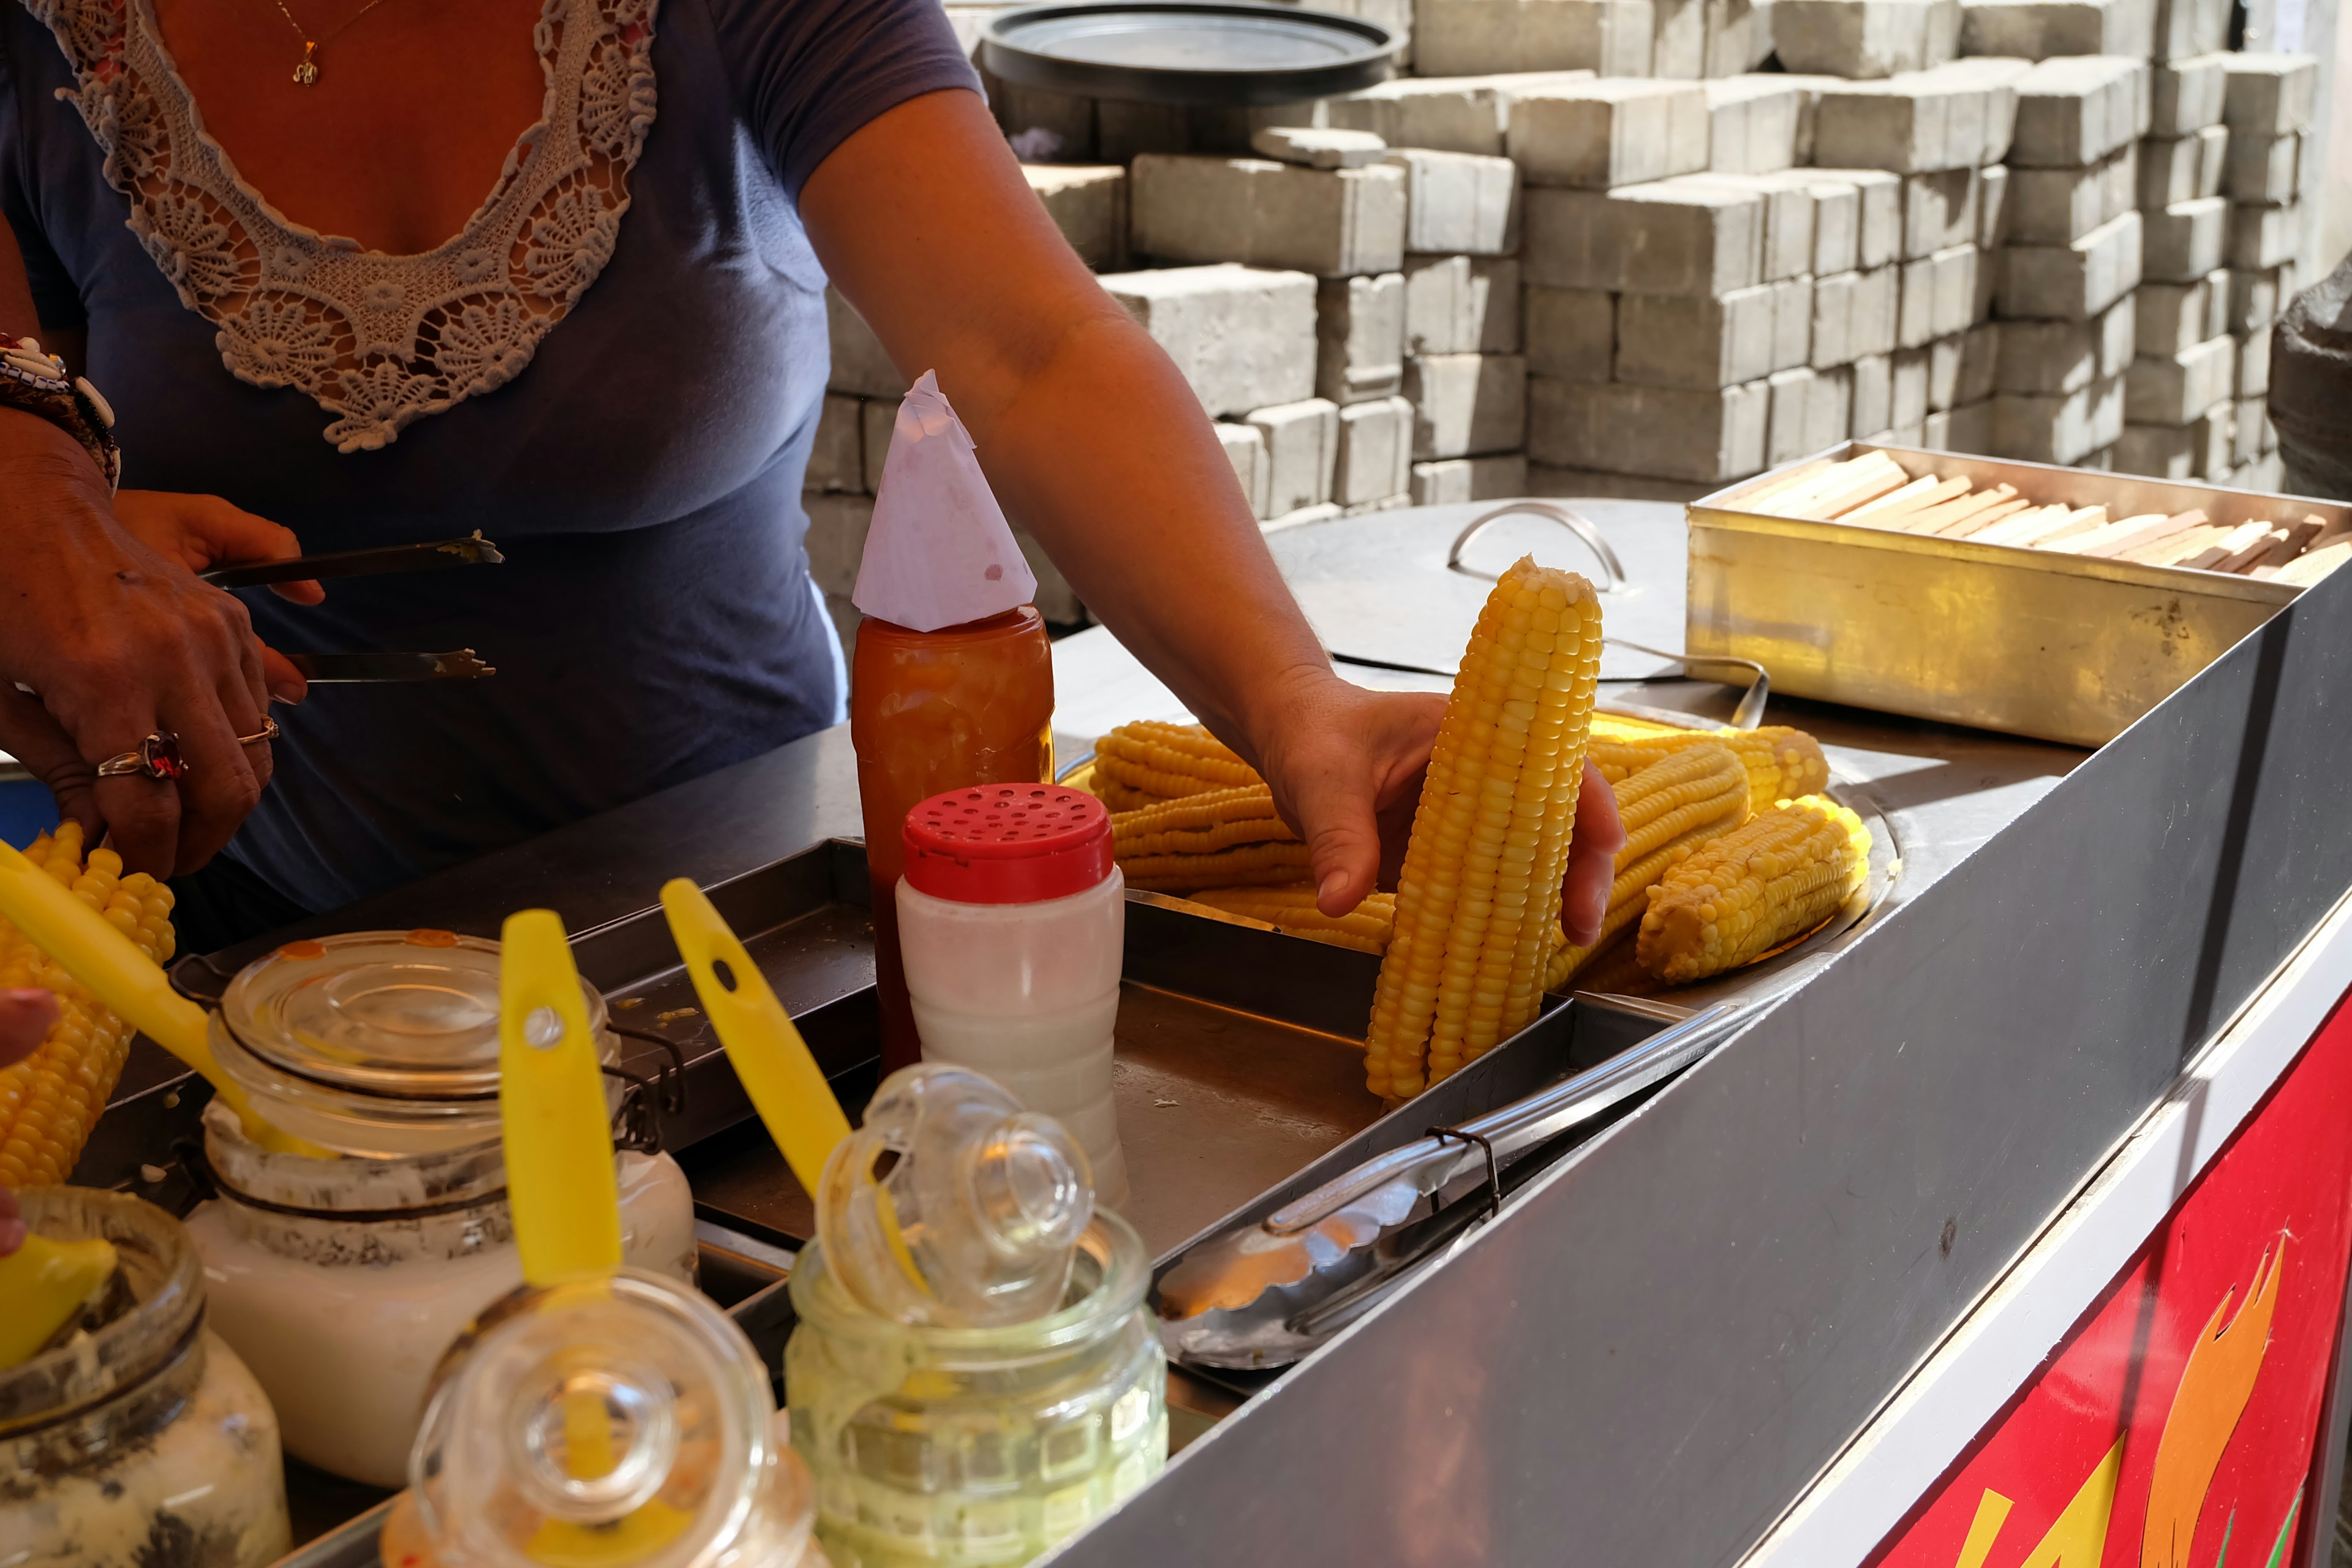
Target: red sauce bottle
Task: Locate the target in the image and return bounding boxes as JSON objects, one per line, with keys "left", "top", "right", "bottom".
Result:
{"left": 849, "top": 608, "right": 1054, "bottom": 1072}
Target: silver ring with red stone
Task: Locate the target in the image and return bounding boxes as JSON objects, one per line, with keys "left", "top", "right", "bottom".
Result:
{"left": 95, "top": 731, "right": 189, "bottom": 781}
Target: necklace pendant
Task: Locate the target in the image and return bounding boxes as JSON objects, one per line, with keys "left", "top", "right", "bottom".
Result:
{"left": 292, "top": 40, "right": 318, "bottom": 85}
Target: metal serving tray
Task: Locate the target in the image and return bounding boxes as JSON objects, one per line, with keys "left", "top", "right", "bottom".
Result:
{"left": 1686, "top": 443, "right": 2351, "bottom": 748}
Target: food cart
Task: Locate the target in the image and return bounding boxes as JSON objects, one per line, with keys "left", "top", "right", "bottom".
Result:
{"left": 53, "top": 451, "right": 2352, "bottom": 1567}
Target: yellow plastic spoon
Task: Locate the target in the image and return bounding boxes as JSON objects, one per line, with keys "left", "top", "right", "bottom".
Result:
{"left": 0, "top": 837, "right": 325, "bottom": 1156}
{"left": 659, "top": 879, "right": 853, "bottom": 1196}
{"left": 497, "top": 910, "right": 695, "bottom": 1563}
{"left": 0, "top": 1233, "right": 120, "bottom": 1369}
{"left": 498, "top": 908, "right": 624, "bottom": 1286}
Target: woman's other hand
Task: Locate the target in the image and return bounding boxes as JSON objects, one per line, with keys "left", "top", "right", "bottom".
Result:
{"left": 0, "top": 986, "right": 60, "bottom": 1256}
{"left": 113, "top": 491, "right": 318, "bottom": 707}
{"left": 1249, "top": 673, "right": 1627, "bottom": 946}
{"left": 0, "top": 409, "right": 287, "bottom": 878}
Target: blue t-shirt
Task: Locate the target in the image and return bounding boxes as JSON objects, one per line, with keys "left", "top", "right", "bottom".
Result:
{"left": 0, "top": 0, "right": 977, "bottom": 911}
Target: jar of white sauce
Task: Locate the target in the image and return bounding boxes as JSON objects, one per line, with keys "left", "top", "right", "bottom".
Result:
{"left": 2, "top": 1186, "right": 290, "bottom": 1568}
{"left": 181, "top": 929, "right": 697, "bottom": 1487}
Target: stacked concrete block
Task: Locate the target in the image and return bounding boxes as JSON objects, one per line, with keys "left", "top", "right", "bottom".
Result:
{"left": 1324, "top": 72, "right": 1596, "bottom": 155}
{"left": 1101, "top": 264, "right": 1319, "bottom": 417}
{"left": 1530, "top": 377, "right": 1773, "bottom": 480}
{"left": 1385, "top": 148, "right": 1523, "bottom": 251}
{"left": 1405, "top": 352, "right": 1531, "bottom": 458}
{"left": 1022, "top": 164, "right": 1130, "bottom": 270}
{"left": 1413, "top": 0, "right": 1658, "bottom": 76}
{"left": 1506, "top": 79, "right": 1712, "bottom": 186}
{"left": 1956, "top": 0, "right": 2152, "bottom": 59}
{"left": 2215, "top": 53, "right": 2318, "bottom": 478}
{"left": 1316, "top": 273, "right": 1409, "bottom": 405}
{"left": 2147, "top": 0, "right": 2228, "bottom": 61}
{"left": 1335, "top": 396, "right": 1421, "bottom": 509}
{"left": 1985, "top": 54, "right": 2149, "bottom": 465}
{"left": 1653, "top": 0, "right": 1709, "bottom": 76}
{"left": 1406, "top": 254, "right": 1524, "bottom": 353}
{"left": 1129, "top": 156, "right": 1408, "bottom": 276}
{"left": 1412, "top": 453, "right": 1534, "bottom": 501}
{"left": 1248, "top": 398, "right": 1344, "bottom": 521}
{"left": 1703, "top": 75, "right": 1806, "bottom": 170}
{"left": 1216, "top": 422, "right": 1275, "bottom": 518}
{"left": 1702, "top": 0, "right": 1778, "bottom": 74}
{"left": 1771, "top": 0, "right": 1962, "bottom": 78}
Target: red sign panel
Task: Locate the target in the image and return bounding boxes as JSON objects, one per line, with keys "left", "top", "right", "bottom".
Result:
{"left": 1872, "top": 987, "right": 2352, "bottom": 1568}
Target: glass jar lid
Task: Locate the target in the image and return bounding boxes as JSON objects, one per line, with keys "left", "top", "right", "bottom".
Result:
{"left": 219, "top": 930, "right": 608, "bottom": 1102}
{"left": 410, "top": 1270, "right": 807, "bottom": 1568}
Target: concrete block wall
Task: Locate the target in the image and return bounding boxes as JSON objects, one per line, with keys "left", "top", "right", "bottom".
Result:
{"left": 863, "top": 11, "right": 2334, "bottom": 563}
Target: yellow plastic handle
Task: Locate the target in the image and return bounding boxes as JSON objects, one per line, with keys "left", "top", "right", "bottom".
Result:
{"left": 499, "top": 910, "right": 623, "bottom": 1287}
{"left": 0, "top": 1232, "right": 119, "bottom": 1370}
{"left": 0, "top": 838, "right": 324, "bottom": 1157}
{"left": 659, "top": 879, "right": 853, "bottom": 1196}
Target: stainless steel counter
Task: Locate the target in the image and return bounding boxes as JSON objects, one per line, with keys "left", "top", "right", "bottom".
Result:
{"left": 74, "top": 500, "right": 2352, "bottom": 1568}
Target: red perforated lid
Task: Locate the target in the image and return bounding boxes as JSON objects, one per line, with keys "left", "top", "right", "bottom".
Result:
{"left": 902, "top": 784, "right": 1115, "bottom": 905}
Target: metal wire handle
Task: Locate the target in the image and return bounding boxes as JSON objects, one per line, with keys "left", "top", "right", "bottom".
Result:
{"left": 1447, "top": 500, "right": 1629, "bottom": 592}
{"left": 1602, "top": 637, "right": 1773, "bottom": 731}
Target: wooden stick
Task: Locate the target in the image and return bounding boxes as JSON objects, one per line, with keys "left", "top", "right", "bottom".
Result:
{"left": 2122, "top": 524, "right": 2228, "bottom": 565}
{"left": 1902, "top": 484, "right": 2016, "bottom": 535}
{"left": 2216, "top": 528, "right": 2290, "bottom": 575}
{"left": 1747, "top": 453, "right": 1901, "bottom": 516}
{"left": 2052, "top": 513, "right": 2184, "bottom": 557}
{"left": 1970, "top": 504, "right": 2066, "bottom": 547}
{"left": 1943, "top": 499, "right": 2030, "bottom": 538}
{"left": 1844, "top": 475, "right": 1968, "bottom": 526}
{"left": 1794, "top": 463, "right": 1913, "bottom": 521}
{"left": 1724, "top": 456, "right": 1841, "bottom": 511}
{"left": 1830, "top": 473, "right": 1943, "bottom": 522}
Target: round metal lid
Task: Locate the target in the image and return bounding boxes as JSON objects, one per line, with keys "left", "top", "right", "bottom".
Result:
{"left": 219, "top": 929, "right": 605, "bottom": 1101}
{"left": 1262, "top": 499, "right": 1694, "bottom": 682}
{"left": 981, "top": 2, "right": 1398, "bottom": 108}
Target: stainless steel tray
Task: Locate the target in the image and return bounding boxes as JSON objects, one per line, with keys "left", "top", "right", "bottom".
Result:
{"left": 1686, "top": 443, "right": 2349, "bottom": 747}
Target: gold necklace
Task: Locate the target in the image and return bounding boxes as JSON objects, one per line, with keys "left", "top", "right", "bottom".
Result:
{"left": 270, "top": 0, "right": 398, "bottom": 85}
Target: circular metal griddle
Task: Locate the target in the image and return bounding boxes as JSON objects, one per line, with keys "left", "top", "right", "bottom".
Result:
{"left": 981, "top": 1, "right": 1399, "bottom": 107}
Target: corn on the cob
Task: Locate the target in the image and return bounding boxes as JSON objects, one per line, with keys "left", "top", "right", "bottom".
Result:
{"left": 1091, "top": 722, "right": 1261, "bottom": 802}
{"left": 1112, "top": 785, "right": 1298, "bottom": 858}
{"left": 1590, "top": 712, "right": 1691, "bottom": 741}
{"left": 1562, "top": 931, "right": 1657, "bottom": 997}
{"left": 0, "top": 823, "right": 176, "bottom": 1188}
{"left": 1090, "top": 775, "right": 1161, "bottom": 813}
{"left": 1120, "top": 842, "right": 1314, "bottom": 892}
{"left": 1185, "top": 884, "right": 1396, "bottom": 955}
{"left": 1635, "top": 795, "right": 1869, "bottom": 984}
{"left": 1365, "top": 558, "right": 1604, "bottom": 1099}
{"left": 1589, "top": 726, "right": 1830, "bottom": 816}
{"left": 1544, "top": 742, "right": 1750, "bottom": 990}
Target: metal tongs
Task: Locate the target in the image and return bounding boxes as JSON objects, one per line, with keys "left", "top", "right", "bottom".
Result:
{"left": 1154, "top": 1000, "right": 1745, "bottom": 1370}
{"left": 203, "top": 532, "right": 503, "bottom": 686}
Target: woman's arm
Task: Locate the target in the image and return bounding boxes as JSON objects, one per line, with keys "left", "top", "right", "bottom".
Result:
{"left": 0, "top": 219, "right": 300, "bottom": 876}
{"left": 799, "top": 89, "right": 1624, "bottom": 934}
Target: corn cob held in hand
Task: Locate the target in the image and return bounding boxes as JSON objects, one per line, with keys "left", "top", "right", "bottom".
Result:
{"left": 1185, "top": 884, "right": 1396, "bottom": 956}
{"left": 1545, "top": 743, "right": 1750, "bottom": 991}
{"left": 0, "top": 822, "right": 176, "bottom": 1188}
{"left": 1589, "top": 726, "right": 1830, "bottom": 818}
{"left": 1365, "top": 558, "right": 1604, "bottom": 1099}
{"left": 1635, "top": 795, "right": 1869, "bottom": 984}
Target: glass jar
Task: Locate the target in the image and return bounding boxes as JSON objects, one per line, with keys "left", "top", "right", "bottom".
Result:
{"left": 785, "top": 1215, "right": 1167, "bottom": 1567}
{"left": 378, "top": 1270, "right": 823, "bottom": 1568}
{"left": 850, "top": 608, "right": 1055, "bottom": 1076}
{"left": 181, "top": 929, "right": 698, "bottom": 1487}
{"left": 2, "top": 1187, "right": 290, "bottom": 1568}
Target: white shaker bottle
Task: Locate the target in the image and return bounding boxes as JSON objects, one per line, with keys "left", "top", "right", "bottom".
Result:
{"left": 895, "top": 783, "right": 1130, "bottom": 1210}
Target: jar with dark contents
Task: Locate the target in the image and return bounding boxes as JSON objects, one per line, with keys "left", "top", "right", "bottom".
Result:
{"left": 181, "top": 929, "right": 698, "bottom": 1487}
{"left": 1, "top": 1187, "right": 289, "bottom": 1568}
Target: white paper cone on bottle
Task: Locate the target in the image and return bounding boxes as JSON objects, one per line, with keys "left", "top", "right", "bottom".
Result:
{"left": 851, "top": 370, "right": 1037, "bottom": 632}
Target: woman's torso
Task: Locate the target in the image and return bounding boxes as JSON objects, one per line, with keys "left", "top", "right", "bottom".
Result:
{"left": 3, "top": 0, "right": 846, "bottom": 913}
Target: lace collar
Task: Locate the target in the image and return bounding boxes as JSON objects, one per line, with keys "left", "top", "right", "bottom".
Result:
{"left": 27, "top": 0, "right": 658, "bottom": 451}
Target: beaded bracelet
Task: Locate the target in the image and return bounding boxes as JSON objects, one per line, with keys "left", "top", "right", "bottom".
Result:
{"left": 0, "top": 337, "right": 120, "bottom": 491}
